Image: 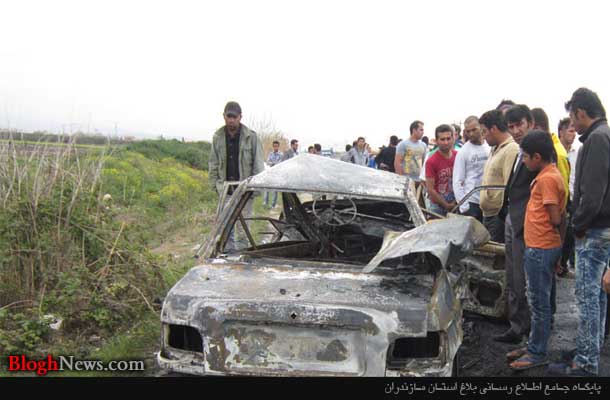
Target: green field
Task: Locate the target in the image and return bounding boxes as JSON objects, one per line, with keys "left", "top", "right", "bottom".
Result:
{"left": 0, "top": 138, "right": 216, "bottom": 376}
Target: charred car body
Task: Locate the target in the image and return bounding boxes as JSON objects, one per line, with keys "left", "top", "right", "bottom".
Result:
{"left": 157, "top": 154, "right": 495, "bottom": 376}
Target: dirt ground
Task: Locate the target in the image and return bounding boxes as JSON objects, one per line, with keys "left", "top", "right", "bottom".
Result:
{"left": 458, "top": 276, "right": 610, "bottom": 377}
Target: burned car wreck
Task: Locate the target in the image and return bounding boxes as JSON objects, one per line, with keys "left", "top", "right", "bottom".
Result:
{"left": 157, "top": 154, "right": 495, "bottom": 376}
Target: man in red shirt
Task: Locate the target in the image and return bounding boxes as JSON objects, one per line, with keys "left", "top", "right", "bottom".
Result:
{"left": 425, "top": 124, "right": 457, "bottom": 216}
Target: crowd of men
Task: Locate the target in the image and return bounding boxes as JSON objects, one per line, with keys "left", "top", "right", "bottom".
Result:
{"left": 209, "top": 88, "right": 610, "bottom": 376}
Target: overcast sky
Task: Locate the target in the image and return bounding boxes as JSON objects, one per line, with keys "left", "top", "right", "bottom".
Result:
{"left": 1, "top": 0, "right": 609, "bottom": 148}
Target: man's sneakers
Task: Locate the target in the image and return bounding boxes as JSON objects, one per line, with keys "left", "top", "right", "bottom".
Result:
{"left": 493, "top": 329, "right": 524, "bottom": 344}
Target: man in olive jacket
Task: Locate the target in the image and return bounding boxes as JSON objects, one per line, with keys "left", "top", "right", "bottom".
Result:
{"left": 208, "top": 101, "right": 264, "bottom": 250}
{"left": 208, "top": 101, "right": 264, "bottom": 195}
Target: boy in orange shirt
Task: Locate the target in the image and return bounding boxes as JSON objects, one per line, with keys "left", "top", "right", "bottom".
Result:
{"left": 508, "top": 130, "right": 566, "bottom": 370}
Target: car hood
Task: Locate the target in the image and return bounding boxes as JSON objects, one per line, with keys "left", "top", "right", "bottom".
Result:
{"left": 162, "top": 261, "right": 449, "bottom": 336}
{"left": 363, "top": 215, "right": 490, "bottom": 273}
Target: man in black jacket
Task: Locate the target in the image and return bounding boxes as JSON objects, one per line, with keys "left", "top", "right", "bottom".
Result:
{"left": 376, "top": 135, "right": 399, "bottom": 172}
{"left": 549, "top": 88, "right": 610, "bottom": 376}
{"left": 494, "top": 104, "right": 538, "bottom": 344}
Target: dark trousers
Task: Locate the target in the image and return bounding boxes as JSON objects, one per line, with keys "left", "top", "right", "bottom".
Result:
{"left": 484, "top": 214, "right": 505, "bottom": 243}
{"left": 462, "top": 202, "right": 483, "bottom": 223}
{"left": 561, "top": 207, "right": 576, "bottom": 269}
{"left": 505, "top": 214, "right": 530, "bottom": 336}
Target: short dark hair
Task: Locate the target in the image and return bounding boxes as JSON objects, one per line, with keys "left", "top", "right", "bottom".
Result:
{"left": 505, "top": 104, "right": 533, "bottom": 125}
{"left": 464, "top": 115, "right": 479, "bottom": 125}
{"left": 308, "top": 146, "right": 314, "bottom": 152}
{"left": 479, "top": 110, "right": 507, "bottom": 131}
{"left": 357, "top": 136, "right": 365, "bottom": 142}
{"left": 496, "top": 99, "right": 516, "bottom": 110}
{"left": 314, "top": 143, "right": 321, "bottom": 152}
{"left": 290, "top": 139, "right": 298, "bottom": 145}
{"left": 389, "top": 135, "right": 399, "bottom": 146}
{"left": 452, "top": 123, "right": 461, "bottom": 135}
{"left": 272, "top": 140, "right": 280, "bottom": 146}
{"left": 345, "top": 144, "right": 352, "bottom": 151}
{"left": 565, "top": 87, "right": 606, "bottom": 119}
{"left": 435, "top": 124, "right": 453, "bottom": 139}
{"left": 557, "top": 118, "right": 571, "bottom": 137}
{"left": 421, "top": 136, "right": 429, "bottom": 145}
{"left": 521, "top": 130, "right": 555, "bottom": 162}
{"left": 410, "top": 120, "right": 423, "bottom": 134}
{"left": 531, "top": 108, "right": 550, "bottom": 132}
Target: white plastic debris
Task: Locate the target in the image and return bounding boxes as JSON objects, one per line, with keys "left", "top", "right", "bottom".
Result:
{"left": 43, "top": 314, "right": 63, "bottom": 331}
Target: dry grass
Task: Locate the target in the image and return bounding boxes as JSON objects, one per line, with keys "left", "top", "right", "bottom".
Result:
{"left": 0, "top": 137, "right": 108, "bottom": 302}
{"left": 245, "top": 116, "right": 289, "bottom": 158}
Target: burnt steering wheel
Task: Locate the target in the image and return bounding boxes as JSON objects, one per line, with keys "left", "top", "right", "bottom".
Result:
{"left": 311, "top": 197, "right": 358, "bottom": 226}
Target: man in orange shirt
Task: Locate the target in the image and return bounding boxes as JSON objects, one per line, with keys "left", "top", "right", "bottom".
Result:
{"left": 508, "top": 131, "right": 566, "bottom": 371}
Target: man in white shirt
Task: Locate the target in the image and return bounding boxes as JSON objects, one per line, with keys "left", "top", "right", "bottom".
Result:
{"left": 452, "top": 116, "right": 490, "bottom": 221}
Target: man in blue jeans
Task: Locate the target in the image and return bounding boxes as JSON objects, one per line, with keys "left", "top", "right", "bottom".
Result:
{"left": 549, "top": 88, "right": 610, "bottom": 376}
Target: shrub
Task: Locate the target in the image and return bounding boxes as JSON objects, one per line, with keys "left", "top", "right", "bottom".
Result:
{"left": 0, "top": 140, "right": 165, "bottom": 354}
{"left": 125, "top": 139, "right": 211, "bottom": 170}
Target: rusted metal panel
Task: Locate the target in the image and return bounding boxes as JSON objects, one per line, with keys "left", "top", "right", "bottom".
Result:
{"left": 458, "top": 249, "right": 508, "bottom": 319}
{"left": 164, "top": 262, "right": 430, "bottom": 334}
{"left": 362, "top": 216, "right": 490, "bottom": 273}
